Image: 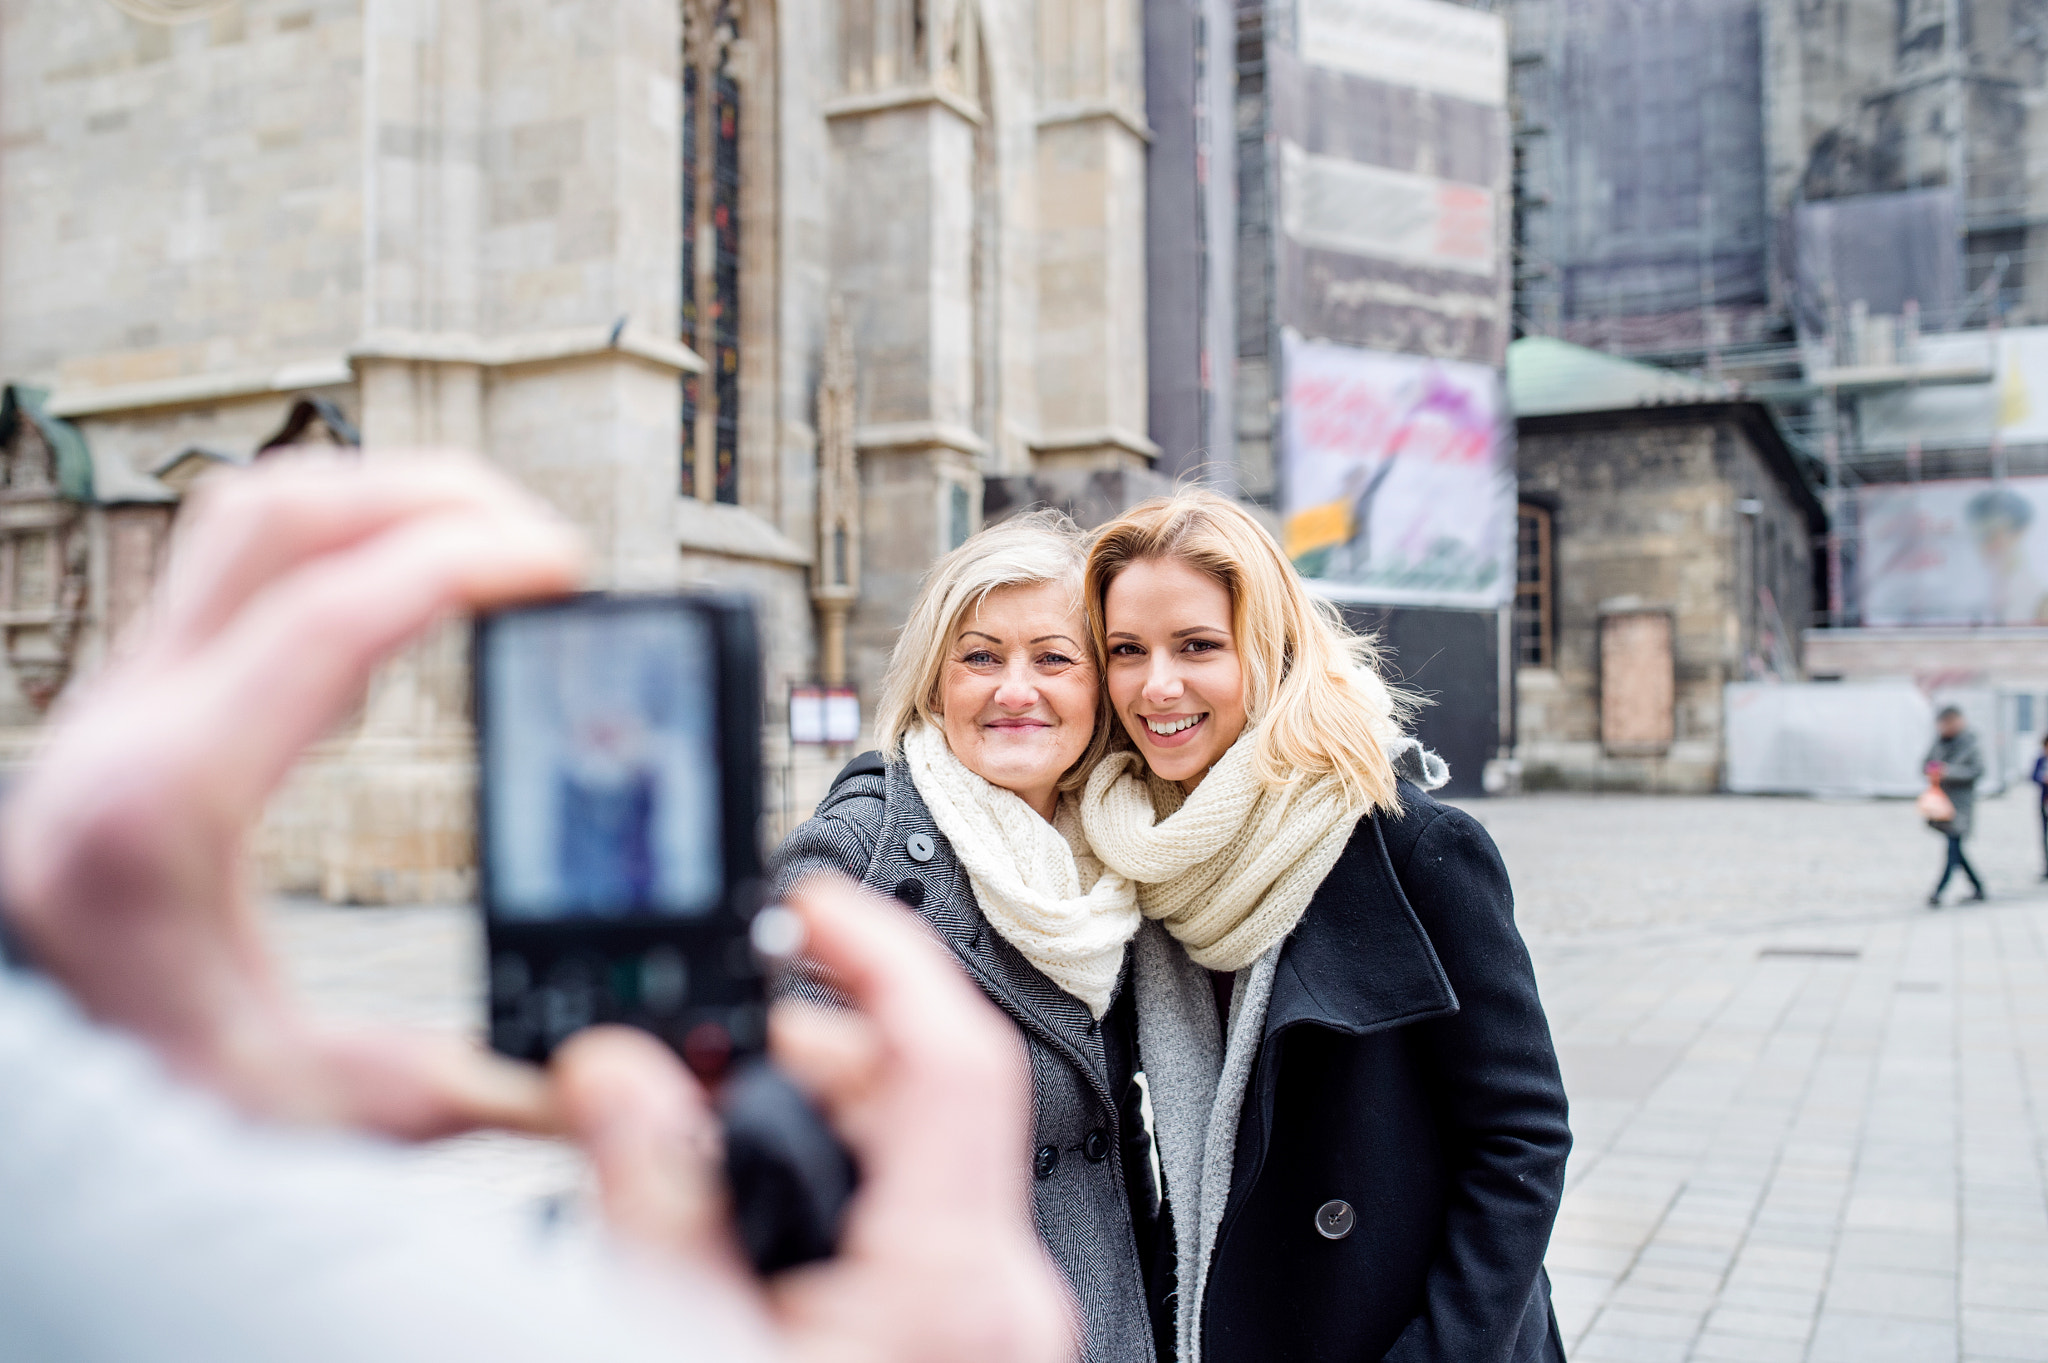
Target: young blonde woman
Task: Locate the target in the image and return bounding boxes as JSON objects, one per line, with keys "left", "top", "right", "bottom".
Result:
{"left": 1075, "top": 491, "right": 1571, "bottom": 1363}
{"left": 771, "top": 512, "right": 1158, "bottom": 1363}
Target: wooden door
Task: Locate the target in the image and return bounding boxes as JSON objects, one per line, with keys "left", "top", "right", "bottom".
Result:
{"left": 1601, "top": 610, "right": 1674, "bottom": 755}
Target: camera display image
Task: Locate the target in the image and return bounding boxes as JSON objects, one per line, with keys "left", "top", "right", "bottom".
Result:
{"left": 482, "top": 605, "right": 723, "bottom": 920}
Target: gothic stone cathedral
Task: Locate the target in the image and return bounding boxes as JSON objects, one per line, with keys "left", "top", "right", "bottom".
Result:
{"left": 0, "top": 0, "right": 1213, "bottom": 900}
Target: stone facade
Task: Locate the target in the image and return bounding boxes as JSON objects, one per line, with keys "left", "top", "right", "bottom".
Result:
{"left": 0, "top": 0, "right": 1157, "bottom": 900}
{"left": 1515, "top": 405, "right": 1822, "bottom": 792}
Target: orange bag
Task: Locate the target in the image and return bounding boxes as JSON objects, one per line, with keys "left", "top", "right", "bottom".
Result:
{"left": 1918, "top": 774, "right": 1956, "bottom": 826}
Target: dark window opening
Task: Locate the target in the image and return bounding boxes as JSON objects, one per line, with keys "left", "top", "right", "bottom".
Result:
{"left": 682, "top": 3, "right": 741, "bottom": 505}
{"left": 1516, "top": 503, "right": 1554, "bottom": 668}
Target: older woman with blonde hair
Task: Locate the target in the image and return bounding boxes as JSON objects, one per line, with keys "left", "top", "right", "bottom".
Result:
{"left": 772, "top": 510, "right": 1158, "bottom": 1363}
{"left": 1076, "top": 490, "right": 1571, "bottom": 1363}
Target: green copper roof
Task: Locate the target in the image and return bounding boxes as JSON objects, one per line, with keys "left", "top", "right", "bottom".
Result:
{"left": 1507, "top": 335, "right": 1735, "bottom": 418}
{"left": 0, "top": 385, "right": 95, "bottom": 501}
{"left": 0, "top": 384, "right": 177, "bottom": 505}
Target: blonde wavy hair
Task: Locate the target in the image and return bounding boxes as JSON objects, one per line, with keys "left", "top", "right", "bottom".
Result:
{"left": 1083, "top": 490, "right": 1410, "bottom": 812}
{"left": 874, "top": 509, "right": 1110, "bottom": 792}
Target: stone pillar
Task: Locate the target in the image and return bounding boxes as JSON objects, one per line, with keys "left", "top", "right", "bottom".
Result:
{"left": 268, "top": 0, "right": 695, "bottom": 902}
{"left": 828, "top": 1, "right": 990, "bottom": 703}
{"left": 1033, "top": 0, "right": 1156, "bottom": 476}
{"left": 281, "top": 0, "right": 493, "bottom": 904}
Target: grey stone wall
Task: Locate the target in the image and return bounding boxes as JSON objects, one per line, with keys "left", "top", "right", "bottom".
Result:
{"left": 0, "top": 2, "right": 366, "bottom": 386}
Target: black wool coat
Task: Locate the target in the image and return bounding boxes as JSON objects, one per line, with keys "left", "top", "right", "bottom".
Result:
{"left": 1178, "top": 781, "right": 1571, "bottom": 1363}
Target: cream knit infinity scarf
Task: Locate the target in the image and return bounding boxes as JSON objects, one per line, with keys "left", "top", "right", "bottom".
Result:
{"left": 903, "top": 723, "right": 1142, "bottom": 1017}
{"left": 1077, "top": 729, "right": 1368, "bottom": 972}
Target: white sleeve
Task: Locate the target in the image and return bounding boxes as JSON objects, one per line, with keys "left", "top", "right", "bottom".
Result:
{"left": 0, "top": 965, "right": 777, "bottom": 1363}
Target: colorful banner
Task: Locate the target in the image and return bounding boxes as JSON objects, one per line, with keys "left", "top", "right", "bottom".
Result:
{"left": 1855, "top": 475, "right": 2048, "bottom": 626}
{"left": 1280, "top": 333, "right": 1514, "bottom": 608}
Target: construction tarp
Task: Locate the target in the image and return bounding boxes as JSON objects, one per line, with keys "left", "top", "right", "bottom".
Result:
{"left": 1518, "top": 0, "right": 1769, "bottom": 330}
{"left": 1792, "top": 188, "right": 1963, "bottom": 338}
{"left": 1724, "top": 681, "right": 1932, "bottom": 797}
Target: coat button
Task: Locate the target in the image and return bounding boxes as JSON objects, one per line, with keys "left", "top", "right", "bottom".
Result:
{"left": 1083, "top": 1129, "right": 1111, "bottom": 1162}
{"left": 905, "top": 833, "right": 935, "bottom": 863}
{"left": 1314, "top": 1199, "right": 1355, "bottom": 1240}
{"left": 1034, "top": 1144, "right": 1059, "bottom": 1179}
{"left": 893, "top": 878, "right": 925, "bottom": 907}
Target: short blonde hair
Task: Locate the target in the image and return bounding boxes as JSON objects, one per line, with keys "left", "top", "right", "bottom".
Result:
{"left": 875, "top": 509, "right": 1109, "bottom": 790}
{"left": 1084, "top": 490, "right": 1410, "bottom": 812}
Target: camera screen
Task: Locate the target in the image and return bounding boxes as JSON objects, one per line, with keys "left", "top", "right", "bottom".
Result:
{"left": 481, "top": 604, "right": 724, "bottom": 921}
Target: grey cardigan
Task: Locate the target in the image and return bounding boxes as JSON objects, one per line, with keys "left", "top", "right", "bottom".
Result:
{"left": 771, "top": 757, "right": 1158, "bottom": 1363}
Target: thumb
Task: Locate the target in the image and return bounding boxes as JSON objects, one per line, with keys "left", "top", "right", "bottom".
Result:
{"left": 554, "top": 1027, "right": 747, "bottom": 1279}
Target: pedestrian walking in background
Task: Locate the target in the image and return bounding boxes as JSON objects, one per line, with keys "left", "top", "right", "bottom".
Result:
{"left": 2032, "top": 734, "right": 2048, "bottom": 879}
{"left": 1926, "top": 705, "right": 1987, "bottom": 907}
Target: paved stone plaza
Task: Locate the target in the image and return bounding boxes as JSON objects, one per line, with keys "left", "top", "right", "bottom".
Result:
{"left": 274, "top": 789, "right": 2048, "bottom": 1361}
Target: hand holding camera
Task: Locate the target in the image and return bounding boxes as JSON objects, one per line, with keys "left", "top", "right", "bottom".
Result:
{"left": 0, "top": 455, "right": 1073, "bottom": 1363}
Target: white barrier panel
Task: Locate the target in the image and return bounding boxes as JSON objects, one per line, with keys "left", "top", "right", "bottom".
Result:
{"left": 1724, "top": 682, "right": 1935, "bottom": 797}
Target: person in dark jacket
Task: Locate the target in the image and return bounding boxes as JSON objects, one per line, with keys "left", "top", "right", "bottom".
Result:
{"left": 772, "top": 512, "right": 1158, "bottom": 1363}
{"left": 1076, "top": 491, "right": 1571, "bottom": 1363}
{"left": 1926, "top": 706, "right": 1987, "bottom": 906}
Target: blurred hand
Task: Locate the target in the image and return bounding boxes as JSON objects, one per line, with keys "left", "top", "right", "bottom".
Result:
{"left": 557, "top": 874, "right": 1075, "bottom": 1363}
{"left": 0, "top": 454, "right": 583, "bottom": 1137}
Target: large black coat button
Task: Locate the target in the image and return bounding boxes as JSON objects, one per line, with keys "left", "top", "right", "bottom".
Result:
{"left": 1034, "top": 1145, "right": 1059, "bottom": 1179}
{"left": 893, "top": 879, "right": 925, "bottom": 907}
{"left": 905, "top": 833, "right": 935, "bottom": 863}
{"left": 1083, "top": 1129, "right": 1111, "bottom": 1162}
{"left": 1314, "top": 1199, "right": 1355, "bottom": 1240}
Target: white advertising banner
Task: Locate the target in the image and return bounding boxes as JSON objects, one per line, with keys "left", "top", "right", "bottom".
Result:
{"left": 1280, "top": 333, "right": 1514, "bottom": 608}
{"left": 1856, "top": 475, "right": 2048, "bottom": 626}
{"left": 1297, "top": 0, "right": 1508, "bottom": 106}
{"left": 1280, "top": 142, "right": 1496, "bottom": 277}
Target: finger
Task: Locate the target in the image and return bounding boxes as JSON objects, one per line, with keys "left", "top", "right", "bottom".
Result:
{"left": 554, "top": 1027, "right": 744, "bottom": 1277}
{"left": 312, "top": 1028, "right": 563, "bottom": 1141}
{"left": 166, "top": 501, "right": 581, "bottom": 815}
{"left": 784, "top": 875, "right": 1024, "bottom": 1118}
{"left": 767, "top": 1001, "right": 882, "bottom": 1113}
{"left": 783, "top": 874, "right": 1003, "bottom": 1048}
{"left": 149, "top": 455, "right": 572, "bottom": 660}
{"left": 781, "top": 876, "right": 1033, "bottom": 1214}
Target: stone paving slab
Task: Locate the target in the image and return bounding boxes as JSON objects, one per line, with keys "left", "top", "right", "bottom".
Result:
{"left": 1456, "top": 789, "right": 2048, "bottom": 1363}
{"left": 269, "top": 786, "right": 2048, "bottom": 1361}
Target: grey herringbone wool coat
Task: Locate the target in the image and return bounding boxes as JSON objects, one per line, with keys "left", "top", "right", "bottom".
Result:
{"left": 771, "top": 756, "right": 1158, "bottom": 1363}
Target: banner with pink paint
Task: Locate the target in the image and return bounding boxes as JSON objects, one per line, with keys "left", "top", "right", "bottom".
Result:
{"left": 1279, "top": 332, "right": 1515, "bottom": 607}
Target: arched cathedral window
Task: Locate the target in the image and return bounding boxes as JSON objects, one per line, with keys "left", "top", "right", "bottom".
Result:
{"left": 682, "top": 0, "right": 742, "bottom": 504}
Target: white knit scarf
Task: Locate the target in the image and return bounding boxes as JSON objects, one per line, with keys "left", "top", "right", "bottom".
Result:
{"left": 902, "top": 723, "right": 1142, "bottom": 1017}
{"left": 1077, "top": 728, "right": 1368, "bottom": 972}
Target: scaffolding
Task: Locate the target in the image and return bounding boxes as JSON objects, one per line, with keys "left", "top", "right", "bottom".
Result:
{"left": 1507, "top": 0, "right": 2048, "bottom": 627}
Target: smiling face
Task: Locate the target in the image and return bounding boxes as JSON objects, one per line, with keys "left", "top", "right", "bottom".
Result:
{"left": 935, "top": 580, "right": 1099, "bottom": 821}
{"left": 1103, "top": 557, "right": 1249, "bottom": 792}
